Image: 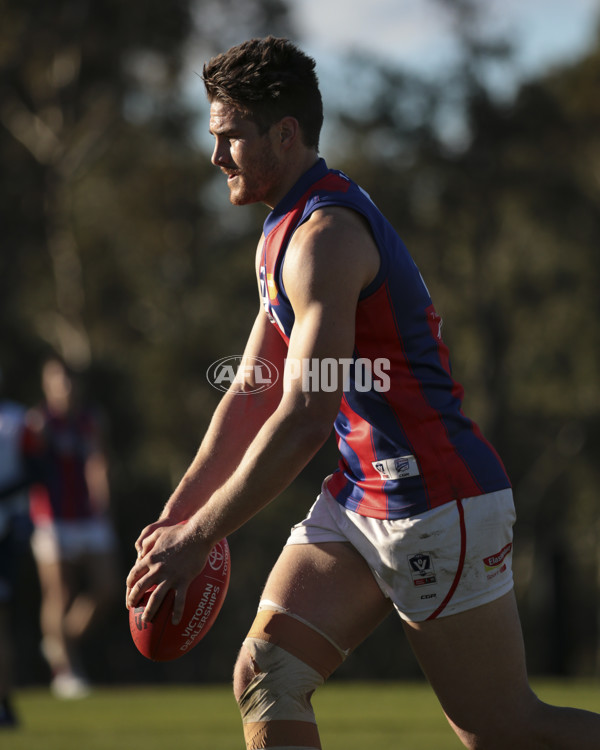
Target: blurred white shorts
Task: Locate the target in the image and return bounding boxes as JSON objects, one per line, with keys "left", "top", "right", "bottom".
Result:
{"left": 31, "top": 517, "right": 117, "bottom": 564}
{"left": 286, "top": 483, "right": 516, "bottom": 622}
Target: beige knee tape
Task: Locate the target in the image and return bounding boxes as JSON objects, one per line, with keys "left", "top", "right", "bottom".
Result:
{"left": 238, "top": 607, "right": 346, "bottom": 749}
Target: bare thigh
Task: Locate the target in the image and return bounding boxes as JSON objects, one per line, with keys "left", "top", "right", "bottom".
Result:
{"left": 36, "top": 558, "right": 67, "bottom": 604}
{"left": 259, "top": 541, "right": 393, "bottom": 652}
{"left": 403, "top": 591, "right": 537, "bottom": 737}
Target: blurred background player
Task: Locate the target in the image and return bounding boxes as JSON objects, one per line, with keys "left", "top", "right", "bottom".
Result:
{"left": 29, "top": 357, "right": 119, "bottom": 698}
{"left": 0, "top": 368, "right": 35, "bottom": 727}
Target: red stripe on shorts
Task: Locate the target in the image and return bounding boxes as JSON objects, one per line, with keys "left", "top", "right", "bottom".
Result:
{"left": 426, "top": 499, "right": 466, "bottom": 620}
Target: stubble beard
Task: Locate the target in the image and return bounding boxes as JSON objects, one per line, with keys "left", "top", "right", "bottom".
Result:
{"left": 227, "top": 141, "right": 281, "bottom": 207}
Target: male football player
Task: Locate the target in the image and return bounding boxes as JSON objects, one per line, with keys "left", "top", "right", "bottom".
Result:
{"left": 127, "top": 37, "right": 600, "bottom": 749}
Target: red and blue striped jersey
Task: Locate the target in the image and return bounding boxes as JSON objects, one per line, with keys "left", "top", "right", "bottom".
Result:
{"left": 29, "top": 406, "right": 99, "bottom": 523}
{"left": 260, "top": 159, "right": 510, "bottom": 519}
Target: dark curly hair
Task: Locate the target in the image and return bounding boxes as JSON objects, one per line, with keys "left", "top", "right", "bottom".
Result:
{"left": 202, "top": 37, "right": 323, "bottom": 149}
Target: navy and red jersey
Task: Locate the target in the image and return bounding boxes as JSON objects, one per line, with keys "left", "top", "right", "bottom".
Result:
{"left": 260, "top": 158, "right": 511, "bottom": 520}
{"left": 28, "top": 406, "right": 100, "bottom": 523}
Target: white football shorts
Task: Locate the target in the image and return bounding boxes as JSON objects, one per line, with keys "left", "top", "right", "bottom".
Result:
{"left": 31, "top": 517, "right": 117, "bottom": 564}
{"left": 285, "top": 481, "right": 516, "bottom": 622}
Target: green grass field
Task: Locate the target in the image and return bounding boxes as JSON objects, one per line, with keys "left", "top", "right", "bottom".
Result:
{"left": 4, "top": 679, "right": 599, "bottom": 750}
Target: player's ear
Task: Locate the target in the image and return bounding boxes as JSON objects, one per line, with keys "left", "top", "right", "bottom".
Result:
{"left": 278, "top": 116, "right": 300, "bottom": 149}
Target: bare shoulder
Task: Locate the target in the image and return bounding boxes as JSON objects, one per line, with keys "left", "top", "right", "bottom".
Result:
{"left": 294, "top": 205, "right": 376, "bottom": 249}
{"left": 284, "top": 206, "right": 380, "bottom": 293}
{"left": 254, "top": 232, "right": 266, "bottom": 276}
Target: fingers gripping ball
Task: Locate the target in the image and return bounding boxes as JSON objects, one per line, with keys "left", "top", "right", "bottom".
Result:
{"left": 130, "top": 538, "right": 231, "bottom": 661}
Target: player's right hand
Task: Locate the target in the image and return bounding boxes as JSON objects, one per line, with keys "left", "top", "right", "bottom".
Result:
{"left": 134, "top": 518, "right": 174, "bottom": 558}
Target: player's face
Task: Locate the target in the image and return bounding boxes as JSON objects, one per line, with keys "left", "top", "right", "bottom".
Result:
{"left": 41, "top": 359, "right": 73, "bottom": 413}
{"left": 209, "top": 100, "right": 285, "bottom": 208}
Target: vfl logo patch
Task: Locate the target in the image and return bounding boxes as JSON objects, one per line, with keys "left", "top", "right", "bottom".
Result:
{"left": 266, "top": 273, "right": 278, "bottom": 301}
{"left": 408, "top": 552, "right": 437, "bottom": 587}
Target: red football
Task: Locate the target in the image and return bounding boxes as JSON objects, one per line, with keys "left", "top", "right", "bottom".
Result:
{"left": 129, "top": 538, "right": 231, "bottom": 661}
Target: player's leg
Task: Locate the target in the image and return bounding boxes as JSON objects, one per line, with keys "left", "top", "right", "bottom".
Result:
{"left": 234, "top": 540, "right": 393, "bottom": 750}
{"left": 31, "top": 524, "right": 68, "bottom": 671}
{"left": 35, "top": 557, "right": 70, "bottom": 675}
{"left": 36, "top": 557, "right": 93, "bottom": 696}
{"left": 64, "top": 549, "right": 120, "bottom": 641}
{"left": 403, "top": 590, "right": 600, "bottom": 749}
{"left": 32, "top": 525, "right": 91, "bottom": 697}
{"left": 59, "top": 518, "right": 118, "bottom": 657}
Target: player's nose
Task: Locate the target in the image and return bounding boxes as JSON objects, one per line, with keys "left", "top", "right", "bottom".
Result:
{"left": 211, "top": 138, "right": 230, "bottom": 168}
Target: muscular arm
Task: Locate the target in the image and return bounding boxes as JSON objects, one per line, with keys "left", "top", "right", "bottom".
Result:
{"left": 156, "top": 308, "right": 288, "bottom": 524}
{"left": 187, "top": 208, "right": 379, "bottom": 541}
{"left": 126, "top": 207, "right": 380, "bottom": 622}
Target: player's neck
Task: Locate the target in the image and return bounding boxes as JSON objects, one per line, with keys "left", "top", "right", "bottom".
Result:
{"left": 264, "top": 151, "right": 320, "bottom": 210}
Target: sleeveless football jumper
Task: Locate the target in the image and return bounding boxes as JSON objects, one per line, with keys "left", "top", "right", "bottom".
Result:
{"left": 260, "top": 159, "right": 510, "bottom": 520}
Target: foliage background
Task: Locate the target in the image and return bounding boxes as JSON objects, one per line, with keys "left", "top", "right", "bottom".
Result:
{"left": 1, "top": 0, "right": 600, "bottom": 685}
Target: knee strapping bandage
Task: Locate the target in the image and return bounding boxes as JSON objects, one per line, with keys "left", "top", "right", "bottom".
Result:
{"left": 238, "top": 602, "right": 347, "bottom": 750}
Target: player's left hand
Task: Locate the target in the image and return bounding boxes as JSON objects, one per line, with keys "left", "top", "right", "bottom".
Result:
{"left": 125, "top": 521, "right": 211, "bottom": 625}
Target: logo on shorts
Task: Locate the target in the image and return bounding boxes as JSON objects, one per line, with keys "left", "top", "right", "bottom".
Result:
{"left": 483, "top": 542, "right": 512, "bottom": 580}
{"left": 408, "top": 552, "right": 437, "bottom": 586}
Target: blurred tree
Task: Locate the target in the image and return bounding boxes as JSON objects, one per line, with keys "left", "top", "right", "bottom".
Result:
{"left": 0, "top": 0, "right": 293, "bottom": 684}
{"left": 0, "top": 0, "right": 292, "bottom": 491}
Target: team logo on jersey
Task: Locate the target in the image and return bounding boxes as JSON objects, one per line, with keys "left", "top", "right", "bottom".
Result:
{"left": 372, "top": 455, "right": 420, "bottom": 480}
{"left": 259, "top": 266, "right": 287, "bottom": 336}
{"left": 395, "top": 458, "right": 409, "bottom": 474}
{"left": 407, "top": 552, "right": 437, "bottom": 587}
{"left": 266, "top": 273, "right": 278, "bottom": 301}
{"left": 259, "top": 267, "right": 279, "bottom": 307}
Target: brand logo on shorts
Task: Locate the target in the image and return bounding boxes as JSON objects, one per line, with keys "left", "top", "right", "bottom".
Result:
{"left": 407, "top": 552, "right": 437, "bottom": 586}
{"left": 483, "top": 542, "right": 512, "bottom": 580}
{"left": 483, "top": 543, "right": 512, "bottom": 570}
